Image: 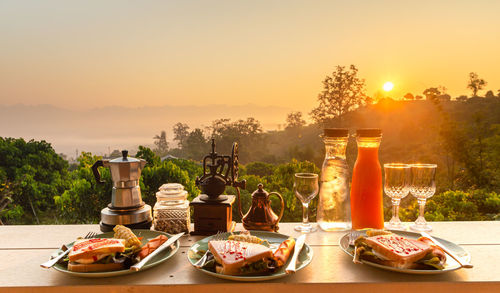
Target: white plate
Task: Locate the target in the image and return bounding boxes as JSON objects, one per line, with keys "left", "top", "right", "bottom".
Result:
{"left": 339, "top": 230, "right": 471, "bottom": 274}
{"left": 51, "top": 230, "right": 179, "bottom": 278}
{"left": 187, "top": 231, "right": 313, "bottom": 281}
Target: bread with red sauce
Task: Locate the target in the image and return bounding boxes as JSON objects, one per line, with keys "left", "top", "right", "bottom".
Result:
{"left": 353, "top": 231, "right": 447, "bottom": 270}
{"left": 208, "top": 240, "right": 274, "bottom": 275}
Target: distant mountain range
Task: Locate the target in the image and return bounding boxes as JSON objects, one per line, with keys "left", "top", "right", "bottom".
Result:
{"left": 0, "top": 104, "right": 292, "bottom": 158}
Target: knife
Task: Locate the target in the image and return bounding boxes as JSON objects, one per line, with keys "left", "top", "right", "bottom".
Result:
{"left": 40, "top": 246, "right": 71, "bottom": 269}
{"left": 285, "top": 234, "right": 306, "bottom": 274}
{"left": 420, "top": 231, "right": 473, "bottom": 269}
{"left": 130, "top": 232, "right": 184, "bottom": 271}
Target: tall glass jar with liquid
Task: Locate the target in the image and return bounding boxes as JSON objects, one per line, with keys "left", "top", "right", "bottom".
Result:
{"left": 350, "top": 128, "right": 384, "bottom": 230}
{"left": 317, "top": 128, "right": 351, "bottom": 231}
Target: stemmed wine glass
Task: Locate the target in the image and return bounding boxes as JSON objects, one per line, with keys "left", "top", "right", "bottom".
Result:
{"left": 409, "top": 164, "right": 437, "bottom": 232}
{"left": 384, "top": 163, "right": 411, "bottom": 230}
{"left": 294, "top": 173, "right": 319, "bottom": 233}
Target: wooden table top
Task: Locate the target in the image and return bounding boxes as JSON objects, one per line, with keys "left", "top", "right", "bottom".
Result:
{"left": 1, "top": 222, "right": 499, "bottom": 293}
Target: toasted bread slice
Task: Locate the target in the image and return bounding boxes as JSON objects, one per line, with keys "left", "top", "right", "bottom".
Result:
{"left": 363, "top": 234, "right": 432, "bottom": 269}
{"left": 208, "top": 240, "right": 273, "bottom": 275}
{"left": 67, "top": 262, "right": 124, "bottom": 272}
{"left": 69, "top": 238, "right": 126, "bottom": 262}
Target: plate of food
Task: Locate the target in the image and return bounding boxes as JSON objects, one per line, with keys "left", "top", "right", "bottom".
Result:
{"left": 187, "top": 231, "right": 313, "bottom": 281}
{"left": 50, "top": 225, "right": 180, "bottom": 278}
{"left": 340, "top": 229, "right": 471, "bottom": 274}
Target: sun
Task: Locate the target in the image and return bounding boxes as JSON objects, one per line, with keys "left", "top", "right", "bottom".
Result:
{"left": 383, "top": 81, "right": 394, "bottom": 92}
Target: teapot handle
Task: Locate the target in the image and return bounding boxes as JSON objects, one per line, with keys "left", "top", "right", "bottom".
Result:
{"left": 269, "top": 192, "right": 285, "bottom": 223}
{"left": 91, "top": 160, "right": 105, "bottom": 184}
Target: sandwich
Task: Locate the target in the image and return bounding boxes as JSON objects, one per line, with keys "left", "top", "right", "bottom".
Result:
{"left": 353, "top": 230, "right": 447, "bottom": 270}
{"left": 207, "top": 240, "right": 276, "bottom": 275}
{"left": 67, "top": 238, "right": 128, "bottom": 272}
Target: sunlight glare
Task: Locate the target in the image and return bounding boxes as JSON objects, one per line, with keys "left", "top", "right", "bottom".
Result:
{"left": 383, "top": 82, "right": 394, "bottom": 92}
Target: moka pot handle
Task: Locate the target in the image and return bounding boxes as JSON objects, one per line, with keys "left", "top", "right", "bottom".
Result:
{"left": 91, "top": 160, "right": 105, "bottom": 184}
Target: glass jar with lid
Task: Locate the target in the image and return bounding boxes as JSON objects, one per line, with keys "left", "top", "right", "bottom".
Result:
{"left": 153, "top": 183, "right": 190, "bottom": 234}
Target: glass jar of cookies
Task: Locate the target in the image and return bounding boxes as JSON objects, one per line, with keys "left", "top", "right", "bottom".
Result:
{"left": 153, "top": 183, "right": 190, "bottom": 234}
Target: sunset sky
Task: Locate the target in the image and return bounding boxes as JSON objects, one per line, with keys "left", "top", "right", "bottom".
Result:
{"left": 1, "top": 0, "right": 500, "bottom": 111}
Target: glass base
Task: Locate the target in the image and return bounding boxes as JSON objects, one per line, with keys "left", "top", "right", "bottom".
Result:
{"left": 294, "top": 223, "right": 317, "bottom": 233}
{"left": 318, "top": 221, "right": 350, "bottom": 231}
{"left": 385, "top": 221, "right": 407, "bottom": 231}
{"left": 410, "top": 222, "right": 432, "bottom": 232}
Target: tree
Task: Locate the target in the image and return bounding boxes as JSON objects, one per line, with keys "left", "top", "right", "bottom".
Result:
{"left": 0, "top": 138, "right": 69, "bottom": 224}
{"left": 172, "top": 123, "right": 190, "bottom": 148}
{"left": 135, "top": 145, "right": 161, "bottom": 166}
{"left": 207, "top": 118, "right": 264, "bottom": 162}
{"left": 245, "top": 162, "right": 276, "bottom": 177}
{"left": 415, "top": 95, "right": 423, "bottom": 100}
{"left": 404, "top": 93, "right": 415, "bottom": 100}
{"left": 54, "top": 152, "right": 110, "bottom": 224}
{"left": 285, "top": 111, "right": 306, "bottom": 129}
{"left": 438, "top": 94, "right": 451, "bottom": 102}
{"left": 456, "top": 95, "right": 468, "bottom": 102}
{"left": 109, "top": 149, "right": 121, "bottom": 158}
{"left": 310, "top": 65, "right": 367, "bottom": 126}
{"left": 153, "top": 131, "right": 169, "bottom": 157}
{"left": 485, "top": 90, "right": 495, "bottom": 98}
{"left": 423, "top": 87, "right": 441, "bottom": 101}
{"left": 183, "top": 128, "right": 208, "bottom": 160}
{"left": 467, "top": 72, "right": 487, "bottom": 97}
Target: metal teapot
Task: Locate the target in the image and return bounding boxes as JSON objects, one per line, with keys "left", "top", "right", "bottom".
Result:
{"left": 239, "top": 183, "right": 285, "bottom": 232}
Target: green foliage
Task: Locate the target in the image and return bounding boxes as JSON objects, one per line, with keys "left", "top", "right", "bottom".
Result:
{"left": 398, "top": 190, "right": 500, "bottom": 222}
{"left": 246, "top": 162, "right": 275, "bottom": 177}
{"left": 54, "top": 152, "right": 111, "bottom": 223}
{"left": 135, "top": 146, "right": 161, "bottom": 166}
{"left": 166, "top": 158, "right": 203, "bottom": 181}
{"left": 0, "top": 138, "right": 69, "bottom": 224}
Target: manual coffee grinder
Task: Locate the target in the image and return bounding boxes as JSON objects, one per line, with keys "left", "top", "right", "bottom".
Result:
{"left": 92, "top": 150, "right": 153, "bottom": 232}
{"left": 191, "top": 139, "right": 246, "bottom": 235}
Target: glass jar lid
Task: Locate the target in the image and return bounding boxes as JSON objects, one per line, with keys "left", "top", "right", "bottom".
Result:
{"left": 159, "top": 183, "right": 184, "bottom": 194}
{"left": 156, "top": 183, "right": 188, "bottom": 202}
{"left": 324, "top": 128, "right": 349, "bottom": 137}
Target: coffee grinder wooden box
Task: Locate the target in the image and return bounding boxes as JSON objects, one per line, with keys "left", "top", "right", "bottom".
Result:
{"left": 190, "top": 195, "right": 235, "bottom": 235}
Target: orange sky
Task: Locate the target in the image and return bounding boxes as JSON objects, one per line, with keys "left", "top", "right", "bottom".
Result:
{"left": 1, "top": 0, "right": 499, "bottom": 111}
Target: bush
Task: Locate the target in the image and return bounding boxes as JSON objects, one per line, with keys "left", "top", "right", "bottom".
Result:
{"left": 245, "top": 162, "right": 276, "bottom": 177}
{"left": 398, "top": 189, "right": 500, "bottom": 222}
{"left": 0, "top": 138, "right": 69, "bottom": 224}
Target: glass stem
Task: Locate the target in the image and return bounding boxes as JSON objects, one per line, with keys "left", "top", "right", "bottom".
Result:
{"left": 417, "top": 199, "right": 426, "bottom": 224}
{"left": 392, "top": 199, "right": 400, "bottom": 221}
{"left": 302, "top": 202, "right": 309, "bottom": 226}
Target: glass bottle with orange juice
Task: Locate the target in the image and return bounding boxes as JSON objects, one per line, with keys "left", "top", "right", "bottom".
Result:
{"left": 350, "top": 129, "right": 384, "bottom": 230}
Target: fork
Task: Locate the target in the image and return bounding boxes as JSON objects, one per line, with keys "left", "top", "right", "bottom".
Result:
{"left": 348, "top": 230, "right": 363, "bottom": 246}
{"left": 40, "top": 231, "right": 98, "bottom": 268}
{"left": 193, "top": 231, "right": 224, "bottom": 268}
